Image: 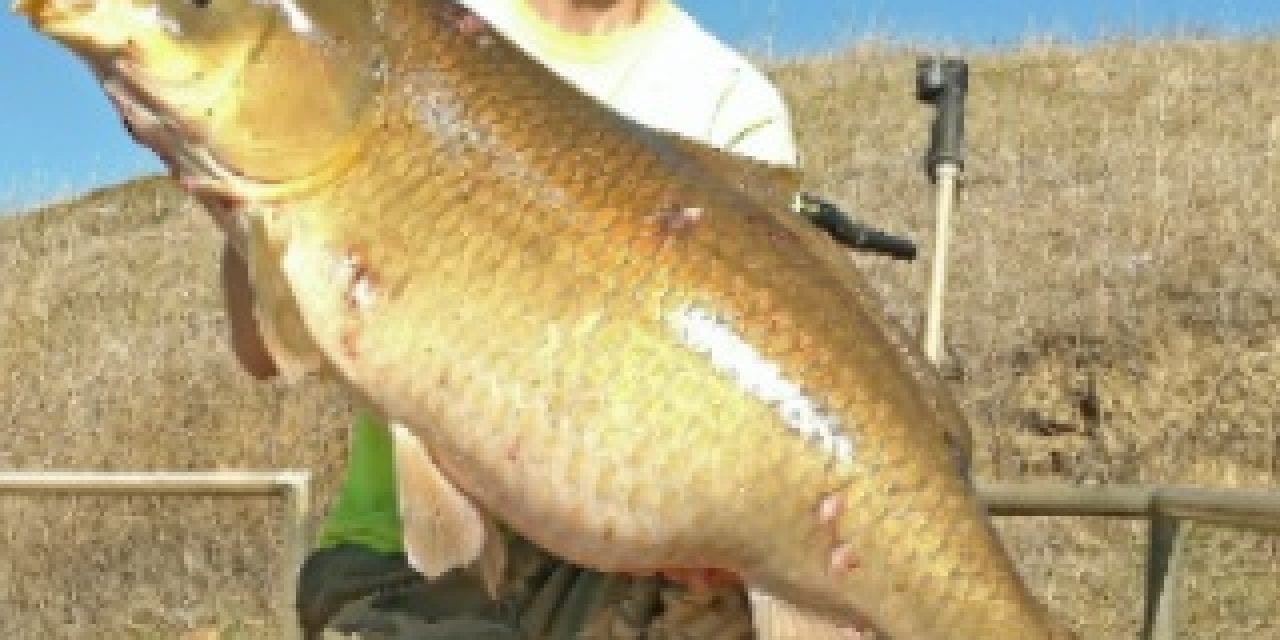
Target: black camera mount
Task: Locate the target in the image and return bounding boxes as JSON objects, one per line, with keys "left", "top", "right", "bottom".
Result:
{"left": 916, "top": 57, "right": 969, "bottom": 182}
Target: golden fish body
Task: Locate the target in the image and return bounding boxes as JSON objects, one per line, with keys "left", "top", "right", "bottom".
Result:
{"left": 18, "top": 0, "right": 1073, "bottom": 637}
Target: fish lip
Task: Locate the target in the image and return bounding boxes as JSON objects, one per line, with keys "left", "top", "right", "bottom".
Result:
{"left": 11, "top": 0, "right": 39, "bottom": 19}
{"left": 13, "top": 0, "right": 238, "bottom": 192}
{"left": 15, "top": 0, "right": 115, "bottom": 48}
{"left": 12, "top": 0, "right": 54, "bottom": 24}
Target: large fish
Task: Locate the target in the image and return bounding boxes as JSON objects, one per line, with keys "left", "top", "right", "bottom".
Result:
{"left": 15, "top": 0, "right": 1076, "bottom": 637}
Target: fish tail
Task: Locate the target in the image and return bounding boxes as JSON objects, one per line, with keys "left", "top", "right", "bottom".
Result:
{"left": 808, "top": 478, "right": 1073, "bottom": 639}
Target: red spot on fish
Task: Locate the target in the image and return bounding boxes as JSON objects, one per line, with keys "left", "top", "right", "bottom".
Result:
{"left": 344, "top": 248, "right": 380, "bottom": 312}
{"left": 438, "top": 1, "right": 494, "bottom": 43}
{"left": 819, "top": 492, "right": 845, "bottom": 526}
{"left": 649, "top": 204, "right": 703, "bottom": 246}
{"left": 456, "top": 11, "right": 488, "bottom": 35}
{"left": 817, "top": 492, "right": 848, "bottom": 551}
{"left": 830, "top": 542, "right": 861, "bottom": 574}
{"left": 341, "top": 324, "right": 361, "bottom": 361}
{"left": 197, "top": 192, "right": 242, "bottom": 218}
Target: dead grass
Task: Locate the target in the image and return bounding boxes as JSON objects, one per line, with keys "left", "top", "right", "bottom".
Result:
{"left": 2, "top": 36, "right": 1278, "bottom": 638}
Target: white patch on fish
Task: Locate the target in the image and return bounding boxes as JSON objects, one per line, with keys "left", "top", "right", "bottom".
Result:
{"left": 668, "top": 306, "right": 855, "bottom": 462}
{"left": 404, "top": 72, "right": 574, "bottom": 213}
{"left": 333, "top": 253, "right": 377, "bottom": 311}
{"left": 351, "top": 273, "right": 377, "bottom": 310}
{"left": 270, "top": 0, "right": 315, "bottom": 34}
{"left": 332, "top": 254, "right": 357, "bottom": 290}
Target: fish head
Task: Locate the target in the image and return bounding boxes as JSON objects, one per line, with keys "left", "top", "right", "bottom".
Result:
{"left": 14, "top": 0, "right": 383, "bottom": 192}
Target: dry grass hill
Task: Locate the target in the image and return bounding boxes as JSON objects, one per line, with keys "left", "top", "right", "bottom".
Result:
{"left": 1, "top": 36, "right": 1278, "bottom": 638}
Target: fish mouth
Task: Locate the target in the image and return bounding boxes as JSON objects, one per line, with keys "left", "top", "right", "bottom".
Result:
{"left": 13, "top": 0, "right": 259, "bottom": 203}
{"left": 12, "top": 0, "right": 122, "bottom": 49}
{"left": 12, "top": 0, "right": 55, "bottom": 24}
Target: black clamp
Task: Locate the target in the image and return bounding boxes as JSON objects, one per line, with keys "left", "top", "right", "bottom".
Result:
{"left": 916, "top": 57, "right": 969, "bottom": 182}
{"left": 793, "top": 192, "right": 917, "bottom": 261}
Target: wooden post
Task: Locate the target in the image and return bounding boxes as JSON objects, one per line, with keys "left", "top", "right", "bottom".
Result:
{"left": 978, "top": 482, "right": 1280, "bottom": 532}
{"left": 924, "top": 162, "right": 958, "bottom": 362}
{"left": 1142, "top": 516, "right": 1189, "bottom": 640}
{"left": 279, "top": 471, "right": 310, "bottom": 640}
{"left": 916, "top": 56, "right": 968, "bottom": 364}
{"left": 749, "top": 589, "right": 855, "bottom": 640}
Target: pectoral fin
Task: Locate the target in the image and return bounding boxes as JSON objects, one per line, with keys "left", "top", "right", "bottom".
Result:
{"left": 391, "top": 422, "right": 491, "bottom": 581}
{"left": 750, "top": 589, "right": 871, "bottom": 639}
{"left": 244, "top": 213, "right": 328, "bottom": 383}
{"left": 252, "top": 301, "right": 328, "bottom": 382}
{"left": 472, "top": 517, "right": 508, "bottom": 600}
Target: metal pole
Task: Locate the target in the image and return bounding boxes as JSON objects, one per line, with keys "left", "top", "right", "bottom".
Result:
{"left": 1143, "top": 517, "right": 1189, "bottom": 640}
{"left": 925, "top": 163, "right": 958, "bottom": 362}
{"left": 0, "top": 470, "right": 308, "bottom": 495}
{"left": 916, "top": 58, "right": 968, "bottom": 364}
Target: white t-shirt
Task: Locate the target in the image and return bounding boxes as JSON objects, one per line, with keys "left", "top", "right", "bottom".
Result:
{"left": 459, "top": 0, "right": 799, "bottom": 168}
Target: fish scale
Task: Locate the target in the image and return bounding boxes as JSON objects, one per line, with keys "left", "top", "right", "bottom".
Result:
{"left": 15, "top": 0, "right": 1076, "bottom": 636}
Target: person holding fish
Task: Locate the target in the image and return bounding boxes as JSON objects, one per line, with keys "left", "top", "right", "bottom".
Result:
{"left": 16, "top": 0, "right": 1077, "bottom": 636}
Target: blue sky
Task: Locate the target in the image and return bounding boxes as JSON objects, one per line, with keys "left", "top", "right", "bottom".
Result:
{"left": 2, "top": 0, "right": 1278, "bottom": 212}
